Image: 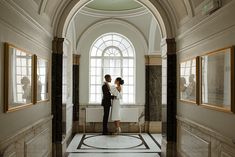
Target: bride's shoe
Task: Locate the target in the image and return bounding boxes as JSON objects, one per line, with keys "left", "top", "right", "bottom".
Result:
{"left": 118, "top": 127, "right": 122, "bottom": 134}
{"left": 115, "top": 127, "right": 122, "bottom": 135}
{"left": 114, "top": 127, "right": 121, "bottom": 135}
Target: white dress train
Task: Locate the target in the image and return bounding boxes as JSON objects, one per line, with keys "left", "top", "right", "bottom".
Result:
{"left": 110, "top": 86, "right": 122, "bottom": 121}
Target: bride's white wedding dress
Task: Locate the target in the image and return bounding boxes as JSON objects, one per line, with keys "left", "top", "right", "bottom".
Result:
{"left": 110, "top": 85, "right": 122, "bottom": 121}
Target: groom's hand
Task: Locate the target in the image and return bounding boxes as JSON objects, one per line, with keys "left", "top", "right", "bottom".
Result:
{"left": 111, "top": 96, "right": 116, "bottom": 99}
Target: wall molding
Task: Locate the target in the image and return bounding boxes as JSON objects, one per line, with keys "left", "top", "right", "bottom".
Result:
{"left": 2, "top": 0, "right": 53, "bottom": 38}
{"left": 177, "top": 116, "right": 235, "bottom": 148}
{"left": 24, "top": 128, "right": 51, "bottom": 157}
{"left": 0, "top": 17, "right": 52, "bottom": 52}
{"left": 176, "top": 0, "right": 234, "bottom": 41}
{"left": 177, "top": 23, "right": 235, "bottom": 54}
{"left": 176, "top": 0, "right": 235, "bottom": 54}
{"left": 0, "top": 115, "right": 53, "bottom": 149}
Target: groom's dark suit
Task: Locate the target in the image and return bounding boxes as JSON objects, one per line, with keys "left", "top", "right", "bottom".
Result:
{"left": 102, "top": 82, "right": 113, "bottom": 134}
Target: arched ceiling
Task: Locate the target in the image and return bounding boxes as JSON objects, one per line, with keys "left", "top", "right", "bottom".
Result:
{"left": 32, "top": 0, "right": 207, "bottom": 33}
{"left": 20, "top": 0, "right": 225, "bottom": 38}
{"left": 85, "top": 0, "right": 142, "bottom": 11}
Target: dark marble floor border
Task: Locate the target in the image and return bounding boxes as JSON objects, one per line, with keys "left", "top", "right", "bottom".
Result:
{"left": 148, "top": 133, "right": 162, "bottom": 149}
{"left": 77, "top": 134, "right": 149, "bottom": 150}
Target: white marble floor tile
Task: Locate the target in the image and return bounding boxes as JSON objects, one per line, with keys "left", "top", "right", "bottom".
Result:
{"left": 151, "top": 134, "right": 162, "bottom": 145}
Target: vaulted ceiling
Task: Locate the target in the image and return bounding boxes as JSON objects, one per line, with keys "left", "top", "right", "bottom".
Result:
{"left": 86, "top": 0, "right": 142, "bottom": 11}
{"left": 31, "top": 0, "right": 213, "bottom": 29}
{"left": 18, "top": 0, "right": 229, "bottom": 37}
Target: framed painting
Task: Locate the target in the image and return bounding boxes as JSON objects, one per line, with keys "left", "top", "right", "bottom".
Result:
{"left": 4, "top": 43, "right": 35, "bottom": 112}
{"left": 34, "top": 56, "right": 49, "bottom": 103}
{"left": 200, "top": 47, "right": 235, "bottom": 113}
{"left": 180, "top": 57, "right": 199, "bottom": 104}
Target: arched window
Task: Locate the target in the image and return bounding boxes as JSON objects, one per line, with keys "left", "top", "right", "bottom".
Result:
{"left": 89, "top": 33, "right": 135, "bottom": 104}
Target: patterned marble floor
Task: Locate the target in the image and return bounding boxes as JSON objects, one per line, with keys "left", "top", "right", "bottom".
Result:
{"left": 67, "top": 134, "right": 161, "bottom": 157}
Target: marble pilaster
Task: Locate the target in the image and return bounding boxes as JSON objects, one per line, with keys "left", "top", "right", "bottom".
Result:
{"left": 52, "top": 37, "right": 64, "bottom": 157}
{"left": 145, "top": 55, "right": 162, "bottom": 122}
{"left": 73, "top": 54, "right": 80, "bottom": 121}
{"left": 161, "top": 39, "right": 177, "bottom": 157}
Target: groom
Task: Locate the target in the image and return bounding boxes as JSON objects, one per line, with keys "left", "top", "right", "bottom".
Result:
{"left": 102, "top": 74, "right": 114, "bottom": 135}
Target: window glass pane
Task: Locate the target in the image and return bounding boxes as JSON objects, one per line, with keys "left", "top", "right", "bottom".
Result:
{"left": 123, "top": 68, "right": 128, "bottom": 75}
{"left": 103, "top": 35, "right": 112, "bottom": 41}
{"left": 96, "top": 76, "right": 101, "bottom": 84}
{"left": 90, "top": 59, "right": 96, "bottom": 67}
{"left": 129, "top": 68, "right": 134, "bottom": 76}
{"left": 103, "top": 68, "right": 110, "bottom": 74}
{"left": 90, "top": 86, "right": 96, "bottom": 93}
{"left": 90, "top": 94, "right": 96, "bottom": 102}
{"left": 116, "top": 60, "right": 121, "bottom": 67}
{"left": 90, "top": 76, "right": 96, "bottom": 84}
{"left": 113, "top": 35, "right": 122, "bottom": 42}
{"left": 90, "top": 68, "right": 96, "bottom": 76}
{"left": 96, "top": 86, "right": 101, "bottom": 94}
{"left": 97, "top": 49, "right": 102, "bottom": 56}
{"left": 96, "top": 68, "right": 102, "bottom": 76}
{"left": 129, "top": 59, "right": 134, "bottom": 67}
{"left": 96, "top": 94, "right": 101, "bottom": 102}
{"left": 127, "top": 47, "right": 134, "bottom": 56}
{"left": 113, "top": 41, "right": 120, "bottom": 47}
{"left": 119, "top": 43, "right": 126, "bottom": 51}
{"left": 96, "top": 59, "right": 102, "bottom": 67}
{"left": 105, "top": 41, "right": 112, "bottom": 47}
{"left": 123, "top": 59, "right": 128, "bottom": 67}
{"left": 99, "top": 43, "right": 106, "bottom": 51}
{"left": 95, "top": 39, "right": 103, "bottom": 47}
{"left": 103, "top": 59, "right": 109, "bottom": 67}
{"left": 121, "top": 39, "right": 130, "bottom": 48}
{"left": 122, "top": 50, "right": 128, "bottom": 57}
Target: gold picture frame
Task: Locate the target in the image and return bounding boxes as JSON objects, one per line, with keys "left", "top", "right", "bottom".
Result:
{"left": 200, "top": 47, "right": 235, "bottom": 113}
{"left": 4, "top": 43, "right": 36, "bottom": 112}
{"left": 179, "top": 57, "right": 200, "bottom": 104}
{"left": 34, "top": 56, "right": 50, "bottom": 103}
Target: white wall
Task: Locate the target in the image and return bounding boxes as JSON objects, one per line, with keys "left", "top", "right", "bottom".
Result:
{"left": 176, "top": 0, "right": 235, "bottom": 156}
{"left": 77, "top": 19, "right": 148, "bottom": 106}
{"left": 62, "top": 21, "right": 76, "bottom": 136}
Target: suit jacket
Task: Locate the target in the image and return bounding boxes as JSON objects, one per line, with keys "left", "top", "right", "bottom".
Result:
{"left": 101, "top": 83, "right": 112, "bottom": 107}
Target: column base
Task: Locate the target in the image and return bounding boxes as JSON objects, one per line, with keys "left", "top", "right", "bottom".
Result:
{"left": 161, "top": 138, "right": 177, "bottom": 157}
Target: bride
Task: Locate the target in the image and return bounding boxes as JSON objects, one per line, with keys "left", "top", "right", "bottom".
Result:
{"left": 110, "top": 77, "right": 124, "bottom": 134}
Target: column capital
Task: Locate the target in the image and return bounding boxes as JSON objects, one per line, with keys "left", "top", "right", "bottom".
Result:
{"left": 145, "top": 55, "right": 162, "bottom": 65}
{"left": 161, "top": 38, "right": 176, "bottom": 57}
{"left": 166, "top": 38, "right": 176, "bottom": 55}
{"left": 52, "top": 37, "right": 64, "bottom": 54}
{"left": 73, "top": 54, "right": 80, "bottom": 65}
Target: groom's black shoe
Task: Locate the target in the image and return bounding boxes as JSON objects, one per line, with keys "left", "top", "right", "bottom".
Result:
{"left": 102, "top": 132, "right": 112, "bottom": 135}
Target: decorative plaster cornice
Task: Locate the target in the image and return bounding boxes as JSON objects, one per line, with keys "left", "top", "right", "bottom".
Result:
{"left": 80, "top": 6, "right": 149, "bottom": 18}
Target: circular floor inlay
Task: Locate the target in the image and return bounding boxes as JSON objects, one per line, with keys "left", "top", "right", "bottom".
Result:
{"left": 83, "top": 135, "right": 143, "bottom": 149}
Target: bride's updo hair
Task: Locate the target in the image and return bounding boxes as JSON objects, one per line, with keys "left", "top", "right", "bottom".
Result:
{"left": 116, "top": 77, "right": 124, "bottom": 85}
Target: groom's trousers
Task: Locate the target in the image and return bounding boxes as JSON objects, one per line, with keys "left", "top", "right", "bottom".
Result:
{"left": 103, "top": 105, "right": 111, "bottom": 133}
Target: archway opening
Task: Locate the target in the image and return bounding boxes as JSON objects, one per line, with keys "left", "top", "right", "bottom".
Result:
{"left": 51, "top": 0, "right": 177, "bottom": 156}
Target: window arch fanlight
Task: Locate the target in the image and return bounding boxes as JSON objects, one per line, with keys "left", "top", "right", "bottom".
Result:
{"left": 89, "top": 32, "right": 135, "bottom": 104}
